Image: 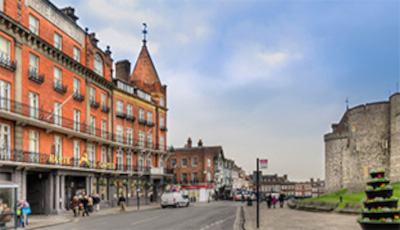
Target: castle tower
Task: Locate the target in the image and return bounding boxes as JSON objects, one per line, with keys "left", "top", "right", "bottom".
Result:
{"left": 389, "top": 93, "right": 400, "bottom": 180}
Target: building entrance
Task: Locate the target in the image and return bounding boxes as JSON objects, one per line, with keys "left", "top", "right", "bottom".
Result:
{"left": 27, "top": 172, "right": 48, "bottom": 215}
{"left": 64, "top": 176, "right": 86, "bottom": 208}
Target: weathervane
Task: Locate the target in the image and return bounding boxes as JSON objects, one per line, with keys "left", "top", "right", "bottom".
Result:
{"left": 142, "top": 23, "right": 148, "bottom": 44}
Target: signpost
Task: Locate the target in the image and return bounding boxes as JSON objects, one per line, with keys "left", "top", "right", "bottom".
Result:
{"left": 256, "top": 158, "right": 267, "bottom": 229}
{"left": 256, "top": 158, "right": 260, "bottom": 229}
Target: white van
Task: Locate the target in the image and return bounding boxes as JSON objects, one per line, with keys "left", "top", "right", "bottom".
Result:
{"left": 161, "top": 192, "right": 190, "bottom": 208}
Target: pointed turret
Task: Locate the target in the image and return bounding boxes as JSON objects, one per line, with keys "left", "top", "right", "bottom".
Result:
{"left": 130, "top": 43, "right": 161, "bottom": 85}
{"left": 130, "top": 23, "right": 161, "bottom": 86}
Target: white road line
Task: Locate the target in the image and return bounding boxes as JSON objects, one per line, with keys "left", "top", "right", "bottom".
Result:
{"left": 200, "top": 215, "right": 236, "bottom": 230}
{"left": 130, "top": 216, "right": 159, "bottom": 226}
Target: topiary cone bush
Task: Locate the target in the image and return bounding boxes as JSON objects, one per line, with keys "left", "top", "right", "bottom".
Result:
{"left": 358, "top": 169, "right": 400, "bottom": 230}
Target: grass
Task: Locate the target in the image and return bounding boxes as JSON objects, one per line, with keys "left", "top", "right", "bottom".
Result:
{"left": 304, "top": 182, "right": 400, "bottom": 209}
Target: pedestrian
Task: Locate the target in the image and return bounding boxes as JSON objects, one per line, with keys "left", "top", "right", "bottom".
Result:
{"left": 272, "top": 195, "right": 277, "bottom": 208}
{"left": 70, "top": 196, "right": 79, "bottom": 217}
{"left": 118, "top": 194, "right": 126, "bottom": 212}
{"left": 93, "top": 194, "right": 101, "bottom": 212}
{"left": 88, "top": 195, "right": 94, "bottom": 213}
{"left": 16, "top": 200, "right": 22, "bottom": 227}
{"left": 279, "top": 193, "right": 285, "bottom": 208}
{"left": 82, "top": 195, "right": 90, "bottom": 217}
{"left": 78, "top": 195, "right": 84, "bottom": 216}
{"left": 21, "top": 198, "right": 31, "bottom": 227}
{"left": 0, "top": 203, "right": 12, "bottom": 228}
{"left": 267, "top": 194, "right": 272, "bottom": 208}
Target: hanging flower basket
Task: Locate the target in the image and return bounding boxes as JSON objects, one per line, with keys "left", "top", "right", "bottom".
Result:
{"left": 98, "top": 180, "right": 106, "bottom": 186}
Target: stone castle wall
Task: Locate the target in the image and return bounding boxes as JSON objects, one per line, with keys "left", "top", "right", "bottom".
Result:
{"left": 325, "top": 102, "right": 390, "bottom": 193}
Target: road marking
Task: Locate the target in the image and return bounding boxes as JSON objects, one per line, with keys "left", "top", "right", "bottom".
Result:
{"left": 200, "top": 215, "right": 236, "bottom": 230}
{"left": 130, "top": 216, "right": 159, "bottom": 226}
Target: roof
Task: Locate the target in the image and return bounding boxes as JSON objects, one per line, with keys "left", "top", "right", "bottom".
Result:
{"left": 130, "top": 43, "right": 161, "bottom": 85}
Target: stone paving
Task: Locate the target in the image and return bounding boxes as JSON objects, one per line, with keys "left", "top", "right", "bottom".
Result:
{"left": 243, "top": 203, "right": 361, "bottom": 230}
{"left": 26, "top": 203, "right": 160, "bottom": 230}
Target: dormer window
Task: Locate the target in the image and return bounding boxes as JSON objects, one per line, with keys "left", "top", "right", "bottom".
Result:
{"left": 94, "top": 53, "right": 103, "bottom": 76}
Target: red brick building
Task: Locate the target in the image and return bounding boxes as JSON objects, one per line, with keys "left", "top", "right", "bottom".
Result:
{"left": 168, "top": 138, "right": 218, "bottom": 185}
{"left": 0, "top": 0, "right": 169, "bottom": 214}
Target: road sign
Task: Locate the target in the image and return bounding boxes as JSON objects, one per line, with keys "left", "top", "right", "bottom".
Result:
{"left": 253, "top": 171, "right": 262, "bottom": 182}
{"left": 260, "top": 159, "right": 268, "bottom": 169}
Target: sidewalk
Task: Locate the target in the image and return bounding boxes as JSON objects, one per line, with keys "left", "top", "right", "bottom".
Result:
{"left": 243, "top": 202, "right": 360, "bottom": 230}
{"left": 26, "top": 203, "right": 160, "bottom": 230}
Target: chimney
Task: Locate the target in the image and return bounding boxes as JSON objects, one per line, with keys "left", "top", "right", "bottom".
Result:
{"left": 115, "top": 60, "right": 131, "bottom": 82}
{"left": 310, "top": 178, "right": 314, "bottom": 183}
{"left": 283, "top": 174, "right": 288, "bottom": 181}
{"left": 61, "top": 7, "right": 79, "bottom": 23}
{"left": 198, "top": 139, "right": 203, "bottom": 147}
{"left": 187, "top": 137, "right": 192, "bottom": 148}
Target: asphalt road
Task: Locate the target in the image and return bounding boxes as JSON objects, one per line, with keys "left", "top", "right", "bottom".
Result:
{"left": 39, "top": 202, "right": 240, "bottom": 230}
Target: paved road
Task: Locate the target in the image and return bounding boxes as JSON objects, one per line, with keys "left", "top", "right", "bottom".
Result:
{"left": 39, "top": 202, "right": 240, "bottom": 230}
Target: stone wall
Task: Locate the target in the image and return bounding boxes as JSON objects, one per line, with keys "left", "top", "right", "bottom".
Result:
{"left": 325, "top": 102, "right": 390, "bottom": 193}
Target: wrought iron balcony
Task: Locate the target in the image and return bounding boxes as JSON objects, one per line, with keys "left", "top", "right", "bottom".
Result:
{"left": 116, "top": 111, "right": 126, "bottom": 119}
{"left": 53, "top": 82, "right": 67, "bottom": 94}
{"left": 0, "top": 53, "right": 16, "bottom": 71}
{"left": 28, "top": 69, "right": 44, "bottom": 84}
{"left": 147, "top": 121, "right": 155, "bottom": 127}
{"left": 90, "top": 99, "right": 100, "bottom": 109}
{"left": 160, "top": 126, "right": 168, "bottom": 131}
{"left": 126, "top": 115, "right": 136, "bottom": 122}
{"left": 138, "top": 119, "right": 147, "bottom": 125}
{"left": 73, "top": 92, "right": 85, "bottom": 102}
{"left": 101, "top": 106, "right": 110, "bottom": 113}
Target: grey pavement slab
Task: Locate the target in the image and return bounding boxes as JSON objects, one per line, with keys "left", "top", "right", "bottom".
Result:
{"left": 244, "top": 203, "right": 361, "bottom": 230}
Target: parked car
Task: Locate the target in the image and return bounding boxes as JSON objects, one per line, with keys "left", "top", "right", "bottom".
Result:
{"left": 161, "top": 192, "right": 190, "bottom": 208}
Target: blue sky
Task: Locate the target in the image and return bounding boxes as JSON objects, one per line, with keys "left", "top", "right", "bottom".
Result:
{"left": 52, "top": 0, "right": 399, "bottom": 181}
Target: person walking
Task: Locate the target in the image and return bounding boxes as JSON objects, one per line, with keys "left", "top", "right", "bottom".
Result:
{"left": 82, "top": 195, "right": 90, "bottom": 217}
{"left": 118, "top": 194, "right": 126, "bottom": 212}
{"left": 71, "top": 196, "right": 79, "bottom": 217}
{"left": 267, "top": 194, "right": 272, "bottom": 208}
{"left": 272, "top": 195, "right": 277, "bottom": 209}
{"left": 93, "top": 194, "right": 100, "bottom": 212}
{"left": 279, "top": 192, "right": 285, "bottom": 208}
{"left": 16, "top": 200, "right": 22, "bottom": 227}
{"left": 21, "top": 199, "right": 31, "bottom": 227}
{"left": 88, "top": 195, "right": 94, "bottom": 213}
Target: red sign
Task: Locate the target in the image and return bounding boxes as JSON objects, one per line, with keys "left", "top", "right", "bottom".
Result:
{"left": 260, "top": 159, "right": 268, "bottom": 169}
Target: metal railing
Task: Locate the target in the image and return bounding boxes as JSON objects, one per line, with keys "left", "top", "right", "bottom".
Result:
{"left": 53, "top": 82, "right": 68, "bottom": 94}
{"left": 0, "top": 98, "right": 163, "bottom": 150}
{"left": 0, "top": 53, "right": 16, "bottom": 71}
{"left": 28, "top": 68, "right": 44, "bottom": 84}
{"left": 0, "top": 149, "right": 155, "bottom": 173}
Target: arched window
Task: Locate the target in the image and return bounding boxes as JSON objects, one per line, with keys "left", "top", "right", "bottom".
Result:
{"left": 94, "top": 53, "right": 103, "bottom": 76}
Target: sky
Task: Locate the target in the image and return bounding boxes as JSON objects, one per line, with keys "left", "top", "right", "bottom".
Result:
{"left": 52, "top": 0, "right": 399, "bottom": 181}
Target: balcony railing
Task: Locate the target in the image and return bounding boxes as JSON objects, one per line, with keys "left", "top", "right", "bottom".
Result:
{"left": 116, "top": 111, "right": 126, "bottom": 119}
{"left": 0, "top": 53, "right": 16, "bottom": 71}
{"left": 73, "top": 92, "right": 85, "bottom": 102}
{"left": 147, "top": 121, "right": 155, "bottom": 127}
{"left": 28, "top": 69, "right": 44, "bottom": 84}
{"left": 90, "top": 100, "right": 100, "bottom": 109}
{"left": 0, "top": 98, "right": 162, "bottom": 150}
{"left": 160, "top": 126, "right": 168, "bottom": 131}
{"left": 126, "top": 115, "right": 136, "bottom": 122}
{"left": 101, "top": 106, "right": 110, "bottom": 113}
{"left": 138, "top": 119, "right": 147, "bottom": 125}
{"left": 0, "top": 149, "right": 156, "bottom": 173}
{"left": 53, "top": 82, "right": 67, "bottom": 94}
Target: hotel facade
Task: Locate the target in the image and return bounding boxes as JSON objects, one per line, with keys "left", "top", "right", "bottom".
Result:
{"left": 0, "top": 0, "right": 170, "bottom": 214}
